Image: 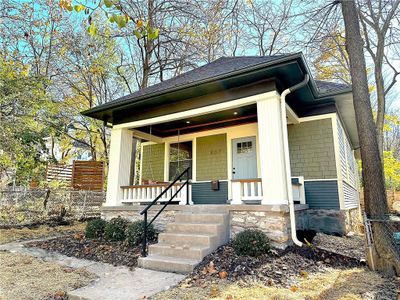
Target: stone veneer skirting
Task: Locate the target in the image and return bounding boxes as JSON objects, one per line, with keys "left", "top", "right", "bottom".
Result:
{"left": 295, "top": 207, "right": 361, "bottom": 235}
{"left": 101, "top": 204, "right": 309, "bottom": 249}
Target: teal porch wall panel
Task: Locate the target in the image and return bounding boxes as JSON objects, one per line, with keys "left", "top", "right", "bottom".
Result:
{"left": 192, "top": 181, "right": 228, "bottom": 204}
{"left": 304, "top": 180, "right": 340, "bottom": 210}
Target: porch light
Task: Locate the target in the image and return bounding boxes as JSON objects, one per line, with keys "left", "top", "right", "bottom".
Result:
{"left": 186, "top": 121, "right": 191, "bottom": 124}
{"left": 233, "top": 112, "right": 238, "bottom": 115}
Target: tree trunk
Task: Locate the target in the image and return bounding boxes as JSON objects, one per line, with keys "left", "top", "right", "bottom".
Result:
{"left": 341, "top": 0, "right": 397, "bottom": 274}
{"left": 341, "top": 0, "right": 388, "bottom": 217}
{"left": 374, "top": 61, "right": 386, "bottom": 158}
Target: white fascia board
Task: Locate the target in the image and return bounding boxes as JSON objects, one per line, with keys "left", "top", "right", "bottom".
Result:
{"left": 286, "top": 103, "right": 300, "bottom": 124}
{"left": 298, "top": 113, "right": 336, "bottom": 123}
{"left": 130, "top": 129, "right": 163, "bottom": 143}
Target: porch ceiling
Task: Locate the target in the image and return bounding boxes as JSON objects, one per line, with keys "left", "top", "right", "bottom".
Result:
{"left": 135, "top": 105, "right": 257, "bottom": 137}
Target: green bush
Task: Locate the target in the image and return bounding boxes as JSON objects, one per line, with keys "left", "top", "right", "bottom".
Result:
{"left": 104, "top": 217, "right": 128, "bottom": 241}
{"left": 232, "top": 229, "right": 270, "bottom": 257}
{"left": 85, "top": 219, "right": 107, "bottom": 239}
{"left": 126, "top": 220, "right": 157, "bottom": 246}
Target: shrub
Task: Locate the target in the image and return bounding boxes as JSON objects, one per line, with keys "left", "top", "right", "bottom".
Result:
{"left": 232, "top": 229, "right": 270, "bottom": 257}
{"left": 104, "top": 217, "right": 128, "bottom": 241}
{"left": 126, "top": 220, "right": 157, "bottom": 246}
{"left": 85, "top": 219, "right": 107, "bottom": 239}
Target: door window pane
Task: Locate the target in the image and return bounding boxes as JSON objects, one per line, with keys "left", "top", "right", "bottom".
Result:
{"left": 237, "top": 141, "right": 253, "bottom": 154}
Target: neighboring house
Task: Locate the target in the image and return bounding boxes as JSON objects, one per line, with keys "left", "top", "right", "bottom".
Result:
{"left": 83, "top": 53, "right": 360, "bottom": 273}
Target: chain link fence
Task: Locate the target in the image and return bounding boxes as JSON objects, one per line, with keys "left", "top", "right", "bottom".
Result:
{"left": 364, "top": 213, "right": 400, "bottom": 274}
{"left": 0, "top": 189, "right": 105, "bottom": 227}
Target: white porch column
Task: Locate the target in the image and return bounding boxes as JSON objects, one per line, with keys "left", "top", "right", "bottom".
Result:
{"left": 105, "top": 128, "right": 133, "bottom": 206}
{"left": 257, "top": 94, "right": 288, "bottom": 205}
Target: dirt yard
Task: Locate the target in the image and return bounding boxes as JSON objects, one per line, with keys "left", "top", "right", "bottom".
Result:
{"left": 0, "top": 251, "right": 95, "bottom": 300}
{"left": 0, "top": 222, "right": 86, "bottom": 244}
{"left": 155, "top": 268, "right": 397, "bottom": 300}
{"left": 28, "top": 234, "right": 145, "bottom": 268}
{"left": 153, "top": 235, "right": 399, "bottom": 300}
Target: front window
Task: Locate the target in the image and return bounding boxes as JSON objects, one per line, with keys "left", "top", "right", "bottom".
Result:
{"left": 169, "top": 141, "right": 192, "bottom": 180}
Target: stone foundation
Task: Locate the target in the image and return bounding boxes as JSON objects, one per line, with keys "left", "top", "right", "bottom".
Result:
{"left": 101, "top": 204, "right": 309, "bottom": 249}
{"left": 101, "top": 205, "right": 357, "bottom": 245}
{"left": 102, "top": 207, "right": 177, "bottom": 231}
{"left": 230, "top": 210, "right": 291, "bottom": 248}
{"left": 299, "top": 207, "right": 361, "bottom": 235}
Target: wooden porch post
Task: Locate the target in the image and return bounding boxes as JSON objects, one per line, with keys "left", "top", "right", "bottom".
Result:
{"left": 256, "top": 94, "right": 288, "bottom": 205}
{"left": 106, "top": 128, "right": 134, "bottom": 206}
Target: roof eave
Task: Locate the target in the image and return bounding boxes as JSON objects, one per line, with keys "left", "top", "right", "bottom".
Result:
{"left": 81, "top": 53, "right": 305, "bottom": 118}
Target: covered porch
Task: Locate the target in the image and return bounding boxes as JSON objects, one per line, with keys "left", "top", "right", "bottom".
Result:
{"left": 106, "top": 90, "right": 305, "bottom": 207}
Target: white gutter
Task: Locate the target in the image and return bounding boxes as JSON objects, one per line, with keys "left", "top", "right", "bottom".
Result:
{"left": 280, "top": 74, "right": 310, "bottom": 247}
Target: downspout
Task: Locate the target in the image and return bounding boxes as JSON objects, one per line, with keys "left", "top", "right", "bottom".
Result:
{"left": 280, "top": 74, "right": 310, "bottom": 247}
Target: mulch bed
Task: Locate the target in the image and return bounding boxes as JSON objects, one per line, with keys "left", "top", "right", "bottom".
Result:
{"left": 185, "top": 243, "right": 362, "bottom": 288}
{"left": 26, "top": 234, "right": 146, "bottom": 268}
{"left": 313, "top": 232, "right": 366, "bottom": 260}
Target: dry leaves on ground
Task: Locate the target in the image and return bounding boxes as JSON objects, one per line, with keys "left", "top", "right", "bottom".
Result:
{"left": 27, "top": 234, "right": 143, "bottom": 268}
{"left": 0, "top": 251, "right": 95, "bottom": 300}
{"left": 155, "top": 268, "right": 398, "bottom": 300}
{"left": 0, "top": 222, "right": 86, "bottom": 244}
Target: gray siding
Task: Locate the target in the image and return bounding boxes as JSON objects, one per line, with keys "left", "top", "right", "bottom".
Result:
{"left": 192, "top": 181, "right": 228, "bottom": 204}
{"left": 337, "top": 117, "right": 359, "bottom": 209}
{"left": 304, "top": 180, "right": 340, "bottom": 210}
{"left": 337, "top": 118, "right": 358, "bottom": 187}
{"left": 343, "top": 181, "right": 359, "bottom": 209}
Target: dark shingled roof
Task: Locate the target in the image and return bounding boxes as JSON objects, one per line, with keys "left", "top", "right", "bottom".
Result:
{"left": 112, "top": 55, "right": 289, "bottom": 106}
{"left": 86, "top": 54, "right": 351, "bottom": 115}
{"left": 315, "top": 80, "right": 350, "bottom": 94}
{"left": 112, "top": 55, "right": 350, "bottom": 106}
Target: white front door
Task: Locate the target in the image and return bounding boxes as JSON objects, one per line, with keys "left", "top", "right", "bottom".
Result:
{"left": 232, "top": 136, "right": 257, "bottom": 180}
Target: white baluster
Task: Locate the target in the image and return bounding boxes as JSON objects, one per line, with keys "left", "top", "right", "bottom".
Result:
{"left": 243, "top": 182, "right": 249, "bottom": 199}
{"left": 257, "top": 182, "right": 262, "bottom": 199}
{"left": 141, "top": 187, "right": 146, "bottom": 202}
{"left": 250, "top": 182, "right": 255, "bottom": 198}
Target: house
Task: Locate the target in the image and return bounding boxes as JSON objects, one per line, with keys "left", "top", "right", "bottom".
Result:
{"left": 83, "top": 53, "right": 360, "bottom": 273}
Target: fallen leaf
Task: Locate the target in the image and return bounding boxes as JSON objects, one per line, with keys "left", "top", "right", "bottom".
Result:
{"left": 219, "top": 270, "right": 228, "bottom": 279}
{"left": 207, "top": 261, "right": 218, "bottom": 274}
{"left": 73, "top": 233, "right": 84, "bottom": 240}
{"left": 210, "top": 285, "right": 220, "bottom": 297}
{"left": 299, "top": 270, "right": 308, "bottom": 278}
{"left": 290, "top": 286, "right": 298, "bottom": 292}
{"left": 63, "top": 268, "right": 74, "bottom": 273}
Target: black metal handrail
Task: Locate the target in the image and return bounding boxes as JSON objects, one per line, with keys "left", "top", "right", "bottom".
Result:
{"left": 140, "top": 167, "right": 190, "bottom": 256}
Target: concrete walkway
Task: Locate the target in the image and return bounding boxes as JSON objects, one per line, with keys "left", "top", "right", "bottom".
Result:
{"left": 0, "top": 241, "right": 185, "bottom": 300}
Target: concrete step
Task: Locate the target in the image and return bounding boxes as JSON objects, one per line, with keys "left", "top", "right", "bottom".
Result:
{"left": 137, "top": 255, "right": 199, "bottom": 274}
{"left": 166, "top": 222, "right": 225, "bottom": 235}
{"left": 158, "top": 232, "right": 218, "bottom": 247}
{"left": 148, "top": 243, "right": 211, "bottom": 260}
{"left": 175, "top": 213, "right": 228, "bottom": 224}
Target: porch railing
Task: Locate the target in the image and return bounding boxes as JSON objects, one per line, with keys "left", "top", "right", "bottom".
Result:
{"left": 231, "top": 176, "right": 306, "bottom": 204}
{"left": 140, "top": 167, "right": 190, "bottom": 256}
{"left": 120, "top": 183, "right": 190, "bottom": 205}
